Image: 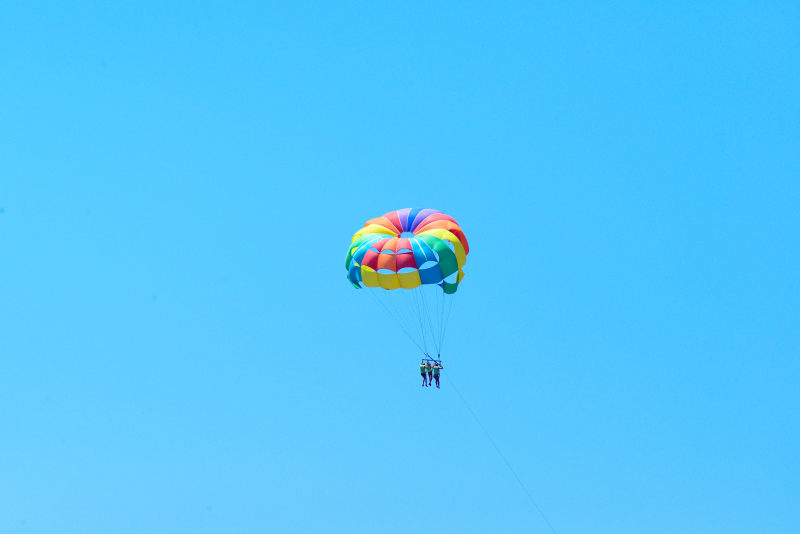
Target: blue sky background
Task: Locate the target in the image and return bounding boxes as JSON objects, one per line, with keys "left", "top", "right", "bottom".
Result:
{"left": 1, "top": 2, "right": 798, "bottom": 533}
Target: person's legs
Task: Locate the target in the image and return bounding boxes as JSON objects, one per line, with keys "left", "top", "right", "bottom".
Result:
{"left": 435, "top": 375, "right": 440, "bottom": 388}
{"left": 421, "top": 374, "right": 427, "bottom": 386}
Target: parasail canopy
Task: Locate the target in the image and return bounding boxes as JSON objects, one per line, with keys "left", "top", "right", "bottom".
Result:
{"left": 345, "top": 208, "right": 469, "bottom": 295}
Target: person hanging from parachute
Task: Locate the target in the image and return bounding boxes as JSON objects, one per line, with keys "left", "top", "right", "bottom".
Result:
{"left": 344, "top": 208, "right": 469, "bottom": 388}
{"left": 433, "top": 360, "right": 443, "bottom": 388}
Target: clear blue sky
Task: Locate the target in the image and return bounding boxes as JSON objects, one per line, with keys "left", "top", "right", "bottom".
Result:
{"left": 1, "top": 2, "right": 798, "bottom": 533}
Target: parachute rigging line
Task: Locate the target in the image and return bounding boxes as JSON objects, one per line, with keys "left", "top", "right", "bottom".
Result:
{"left": 437, "top": 289, "right": 457, "bottom": 356}
{"left": 364, "top": 287, "right": 427, "bottom": 355}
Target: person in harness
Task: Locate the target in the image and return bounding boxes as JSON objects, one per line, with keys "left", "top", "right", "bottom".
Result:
{"left": 420, "top": 359, "right": 428, "bottom": 387}
{"left": 433, "top": 360, "right": 443, "bottom": 388}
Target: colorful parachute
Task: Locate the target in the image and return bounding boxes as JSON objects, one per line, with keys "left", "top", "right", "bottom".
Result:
{"left": 345, "top": 208, "right": 469, "bottom": 356}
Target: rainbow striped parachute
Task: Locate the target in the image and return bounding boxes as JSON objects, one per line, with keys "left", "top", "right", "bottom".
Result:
{"left": 345, "top": 208, "right": 469, "bottom": 356}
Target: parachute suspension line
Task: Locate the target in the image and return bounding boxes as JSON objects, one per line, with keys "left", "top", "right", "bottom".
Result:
{"left": 438, "top": 289, "right": 457, "bottom": 356}
{"left": 428, "top": 285, "right": 440, "bottom": 356}
{"left": 360, "top": 283, "right": 457, "bottom": 359}
{"left": 431, "top": 286, "right": 442, "bottom": 354}
{"left": 420, "top": 285, "right": 439, "bottom": 356}
{"left": 423, "top": 288, "right": 434, "bottom": 354}
{"left": 397, "top": 289, "right": 427, "bottom": 355}
{"left": 411, "top": 286, "right": 429, "bottom": 355}
{"left": 400, "top": 288, "right": 428, "bottom": 355}
{"left": 412, "top": 288, "right": 430, "bottom": 356}
{"left": 437, "top": 287, "right": 447, "bottom": 355}
{"left": 443, "top": 371, "right": 558, "bottom": 534}
{"left": 414, "top": 285, "right": 436, "bottom": 357}
{"left": 435, "top": 286, "right": 446, "bottom": 355}
{"left": 364, "top": 288, "right": 426, "bottom": 355}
